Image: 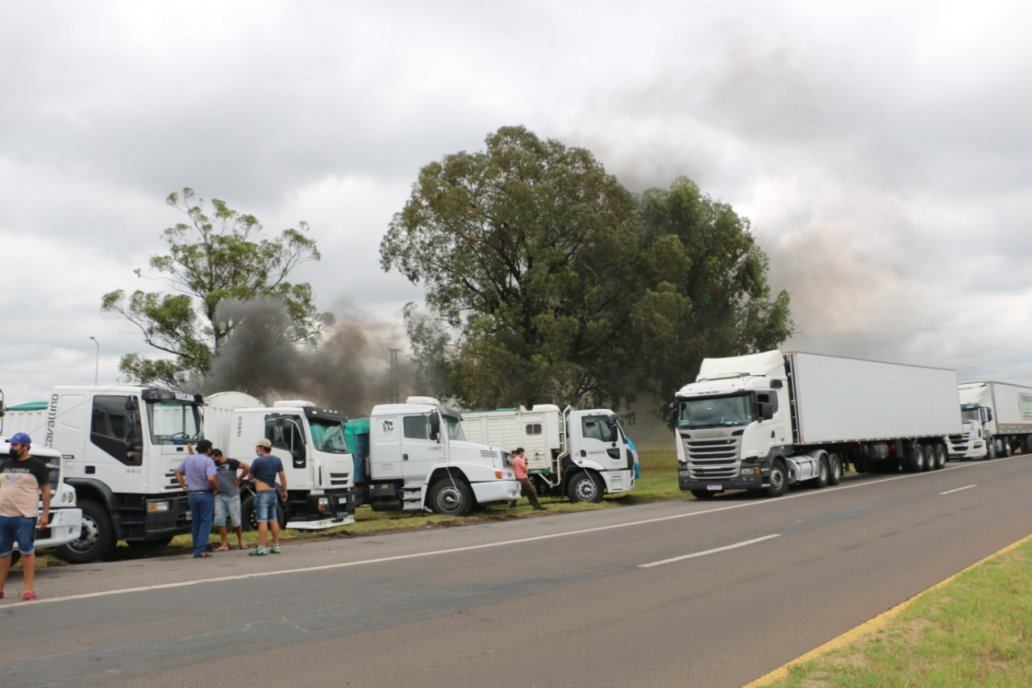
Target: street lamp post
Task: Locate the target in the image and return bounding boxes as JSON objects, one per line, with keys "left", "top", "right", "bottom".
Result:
{"left": 89, "top": 336, "right": 99, "bottom": 385}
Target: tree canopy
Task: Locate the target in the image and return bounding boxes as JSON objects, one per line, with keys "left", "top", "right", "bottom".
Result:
{"left": 382, "top": 126, "right": 793, "bottom": 417}
{"left": 102, "top": 187, "right": 324, "bottom": 387}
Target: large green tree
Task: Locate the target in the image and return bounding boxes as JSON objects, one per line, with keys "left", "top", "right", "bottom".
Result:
{"left": 103, "top": 187, "right": 324, "bottom": 387}
{"left": 382, "top": 126, "right": 793, "bottom": 416}
{"left": 635, "top": 177, "right": 793, "bottom": 415}
{"left": 381, "top": 126, "right": 644, "bottom": 410}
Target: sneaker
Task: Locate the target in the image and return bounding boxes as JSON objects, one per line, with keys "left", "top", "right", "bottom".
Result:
{"left": 270, "top": 545, "right": 282, "bottom": 554}
{"left": 23, "top": 591, "right": 37, "bottom": 601}
{"left": 249, "top": 546, "right": 268, "bottom": 557}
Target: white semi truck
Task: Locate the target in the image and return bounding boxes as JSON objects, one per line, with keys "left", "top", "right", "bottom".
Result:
{"left": 945, "top": 381, "right": 1032, "bottom": 460}
{"left": 460, "top": 404, "right": 637, "bottom": 502}
{"left": 4, "top": 385, "right": 204, "bottom": 562}
{"left": 674, "top": 351, "right": 962, "bottom": 499}
{"left": 0, "top": 390, "right": 83, "bottom": 562}
{"left": 348, "top": 396, "right": 520, "bottom": 515}
{"left": 203, "top": 392, "right": 356, "bottom": 530}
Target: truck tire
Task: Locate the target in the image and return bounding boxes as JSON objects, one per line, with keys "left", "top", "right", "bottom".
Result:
{"left": 690, "top": 489, "right": 716, "bottom": 500}
{"left": 241, "top": 494, "right": 286, "bottom": 531}
{"left": 567, "top": 471, "right": 604, "bottom": 503}
{"left": 921, "top": 445, "right": 935, "bottom": 472}
{"left": 932, "top": 444, "right": 947, "bottom": 470}
{"left": 987, "top": 438, "right": 998, "bottom": 460}
{"left": 1002, "top": 438, "right": 1012, "bottom": 457}
{"left": 56, "top": 500, "right": 115, "bottom": 564}
{"left": 428, "top": 478, "right": 474, "bottom": 516}
{"left": 828, "top": 453, "right": 843, "bottom": 485}
{"left": 812, "top": 455, "right": 829, "bottom": 488}
{"left": 905, "top": 444, "right": 925, "bottom": 472}
{"left": 766, "top": 459, "right": 788, "bottom": 497}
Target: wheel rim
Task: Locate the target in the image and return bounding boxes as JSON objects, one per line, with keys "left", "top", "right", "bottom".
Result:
{"left": 771, "top": 466, "right": 785, "bottom": 491}
{"left": 436, "top": 486, "right": 463, "bottom": 513}
{"left": 573, "top": 476, "right": 599, "bottom": 502}
{"left": 67, "top": 514, "right": 101, "bottom": 555}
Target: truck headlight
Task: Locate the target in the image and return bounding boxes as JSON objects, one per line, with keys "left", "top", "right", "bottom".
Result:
{"left": 317, "top": 496, "right": 330, "bottom": 513}
{"left": 147, "top": 501, "right": 171, "bottom": 513}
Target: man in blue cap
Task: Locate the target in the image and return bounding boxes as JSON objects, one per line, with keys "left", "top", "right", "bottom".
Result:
{"left": 0, "top": 432, "right": 51, "bottom": 601}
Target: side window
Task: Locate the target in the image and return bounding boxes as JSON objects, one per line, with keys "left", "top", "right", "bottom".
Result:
{"left": 403, "top": 415, "right": 430, "bottom": 440}
{"left": 90, "top": 395, "right": 143, "bottom": 466}
{"left": 267, "top": 416, "right": 306, "bottom": 469}
{"left": 525, "top": 423, "right": 542, "bottom": 436}
{"left": 582, "top": 415, "right": 616, "bottom": 443}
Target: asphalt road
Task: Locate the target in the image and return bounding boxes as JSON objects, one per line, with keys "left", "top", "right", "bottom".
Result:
{"left": 2, "top": 456, "right": 1031, "bottom": 687}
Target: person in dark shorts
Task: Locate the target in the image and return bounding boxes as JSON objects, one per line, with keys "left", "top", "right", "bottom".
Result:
{"left": 0, "top": 432, "right": 51, "bottom": 601}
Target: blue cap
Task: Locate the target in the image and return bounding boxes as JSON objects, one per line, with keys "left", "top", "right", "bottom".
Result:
{"left": 8, "top": 432, "right": 31, "bottom": 445}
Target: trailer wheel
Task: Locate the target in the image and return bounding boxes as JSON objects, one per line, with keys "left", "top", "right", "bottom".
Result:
{"left": 56, "top": 500, "right": 115, "bottom": 564}
{"left": 1023, "top": 435, "right": 1032, "bottom": 454}
{"left": 428, "top": 478, "right": 474, "bottom": 516}
{"left": 828, "top": 453, "right": 843, "bottom": 485}
{"left": 1002, "top": 438, "right": 1012, "bottom": 457}
{"left": 567, "top": 471, "right": 604, "bottom": 503}
{"left": 766, "top": 460, "right": 788, "bottom": 497}
{"left": 690, "top": 489, "right": 716, "bottom": 500}
{"left": 932, "top": 444, "right": 947, "bottom": 470}
{"left": 905, "top": 444, "right": 925, "bottom": 472}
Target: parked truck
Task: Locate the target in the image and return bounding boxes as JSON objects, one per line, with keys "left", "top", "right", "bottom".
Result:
{"left": 1, "top": 390, "right": 83, "bottom": 563}
{"left": 347, "top": 396, "right": 520, "bottom": 515}
{"left": 460, "top": 404, "right": 637, "bottom": 502}
{"left": 674, "top": 351, "right": 962, "bottom": 499}
{"left": 945, "top": 381, "right": 1032, "bottom": 460}
{"left": 203, "top": 392, "right": 356, "bottom": 530}
{"left": 4, "top": 385, "right": 204, "bottom": 562}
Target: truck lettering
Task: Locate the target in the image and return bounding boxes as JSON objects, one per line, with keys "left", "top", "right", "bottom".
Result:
{"left": 46, "top": 393, "right": 59, "bottom": 448}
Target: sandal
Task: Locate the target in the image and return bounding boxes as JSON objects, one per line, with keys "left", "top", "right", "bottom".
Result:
{"left": 23, "top": 591, "right": 37, "bottom": 601}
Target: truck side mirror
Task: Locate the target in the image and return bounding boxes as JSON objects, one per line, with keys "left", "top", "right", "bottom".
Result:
{"left": 985, "top": 408, "right": 993, "bottom": 422}
{"left": 428, "top": 412, "right": 441, "bottom": 442}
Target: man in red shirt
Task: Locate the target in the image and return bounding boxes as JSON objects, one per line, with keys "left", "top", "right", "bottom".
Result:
{"left": 510, "top": 447, "right": 545, "bottom": 511}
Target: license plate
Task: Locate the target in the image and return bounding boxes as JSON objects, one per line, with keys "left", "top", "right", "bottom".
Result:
{"left": 707, "top": 484, "right": 722, "bottom": 491}
{"left": 338, "top": 497, "right": 348, "bottom": 504}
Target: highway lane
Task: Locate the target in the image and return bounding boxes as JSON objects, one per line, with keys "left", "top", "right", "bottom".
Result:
{"left": 2, "top": 456, "right": 1030, "bottom": 687}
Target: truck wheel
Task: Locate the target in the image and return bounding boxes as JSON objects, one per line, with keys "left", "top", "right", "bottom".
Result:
{"left": 921, "top": 445, "right": 935, "bottom": 472}
{"left": 905, "top": 444, "right": 925, "bottom": 472}
{"left": 689, "top": 489, "right": 715, "bottom": 500}
{"left": 812, "top": 456, "right": 829, "bottom": 488}
{"left": 428, "top": 479, "right": 474, "bottom": 516}
{"left": 932, "top": 444, "right": 947, "bottom": 470}
{"left": 567, "top": 471, "right": 604, "bottom": 503}
{"left": 1002, "top": 439, "right": 1012, "bottom": 457}
{"left": 241, "top": 494, "right": 286, "bottom": 531}
{"left": 766, "top": 460, "right": 788, "bottom": 497}
{"left": 56, "top": 500, "right": 115, "bottom": 564}
{"left": 987, "top": 438, "right": 997, "bottom": 460}
{"left": 828, "top": 453, "right": 843, "bottom": 485}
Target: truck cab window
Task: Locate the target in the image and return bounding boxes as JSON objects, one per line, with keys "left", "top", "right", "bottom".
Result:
{"left": 582, "top": 415, "right": 617, "bottom": 443}
{"left": 403, "top": 415, "right": 430, "bottom": 440}
{"left": 91, "top": 395, "right": 144, "bottom": 466}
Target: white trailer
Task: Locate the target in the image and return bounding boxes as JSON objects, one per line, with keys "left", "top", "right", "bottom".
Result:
{"left": 349, "top": 397, "right": 520, "bottom": 515}
{"left": 460, "top": 405, "right": 637, "bottom": 502}
{"left": 203, "top": 392, "right": 356, "bottom": 530}
{"left": 674, "top": 351, "right": 962, "bottom": 499}
{"left": 946, "top": 381, "right": 1032, "bottom": 460}
{"left": 3, "top": 385, "right": 203, "bottom": 562}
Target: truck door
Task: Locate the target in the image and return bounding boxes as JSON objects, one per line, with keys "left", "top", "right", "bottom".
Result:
{"left": 398, "top": 412, "right": 444, "bottom": 482}
{"left": 577, "top": 413, "right": 629, "bottom": 471}
{"left": 266, "top": 414, "right": 307, "bottom": 487}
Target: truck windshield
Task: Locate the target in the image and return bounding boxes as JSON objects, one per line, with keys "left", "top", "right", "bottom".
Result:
{"left": 309, "top": 418, "right": 349, "bottom": 454}
{"left": 147, "top": 401, "right": 202, "bottom": 445}
{"left": 444, "top": 414, "right": 466, "bottom": 441}
{"left": 677, "top": 395, "right": 752, "bottom": 429}
{"left": 960, "top": 405, "right": 981, "bottom": 423}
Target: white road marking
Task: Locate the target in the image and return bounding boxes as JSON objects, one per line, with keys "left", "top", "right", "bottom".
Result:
{"left": 638, "top": 534, "right": 782, "bottom": 568}
{"left": 939, "top": 484, "right": 977, "bottom": 495}
{"left": 2, "top": 462, "right": 989, "bottom": 608}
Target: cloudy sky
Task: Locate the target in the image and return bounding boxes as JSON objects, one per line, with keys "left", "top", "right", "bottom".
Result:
{"left": 2, "top": 1, "right": 1031, "bottom": 408}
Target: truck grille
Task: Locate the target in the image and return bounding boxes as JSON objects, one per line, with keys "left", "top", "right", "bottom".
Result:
{"left": 329, "top": 472, "right": 350, "bottom": 486}
{"left": 947, "top": 432, "right": 972, "bottom": 452}
{"left": 683, "top": 434, "right": 741, "bottom": 479}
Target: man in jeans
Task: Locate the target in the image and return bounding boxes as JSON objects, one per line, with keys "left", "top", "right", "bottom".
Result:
{"left": 0, "top": 432, "right": 51, "bottom": 601}
{"left": 212, "top": 448, "right": 248, "bottom": 551}
{"left": 247, "top": 438, "right": 287, "bottom": 556}
{"left": 174, "top": 439, "right": 217, "bottom": 559}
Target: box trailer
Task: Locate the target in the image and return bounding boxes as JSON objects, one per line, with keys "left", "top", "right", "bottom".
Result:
{"left": 946, "top": 381, "right": 1032, "bottom": 459}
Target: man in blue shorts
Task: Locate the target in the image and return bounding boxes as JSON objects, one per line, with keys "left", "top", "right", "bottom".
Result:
{"left": 247, "top": 438, "right": 287, "bottom": 556}
{"left": 0, "top": 432, "right": 51, "bottom": 601}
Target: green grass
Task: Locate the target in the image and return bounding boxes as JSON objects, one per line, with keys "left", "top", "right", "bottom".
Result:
{"left": 758, "top": 537, "right": 1032, "bottom": 687}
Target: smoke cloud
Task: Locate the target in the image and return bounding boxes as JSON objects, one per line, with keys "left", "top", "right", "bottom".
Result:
{"left": 200, "top": 298, "right": 416, "bottom": 418}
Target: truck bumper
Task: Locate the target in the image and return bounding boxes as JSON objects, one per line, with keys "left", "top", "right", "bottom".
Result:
{"left": 602, "top": 469, "right": 636, "bottom": 495}
{"left": 20, "top": 507, "right": 83, "bottom": 550}
{"left": 471, "top": 479, "right": 521, "bottom": 505}
{"left": 286, "top": 489, "right": 356, "bottom": 530}
{"left": 679, "top": 468, "right": 766, "bottom": 492}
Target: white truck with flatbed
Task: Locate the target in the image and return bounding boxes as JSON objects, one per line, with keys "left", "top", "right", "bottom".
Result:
{"left": 348, "top": 397, "right": 520, "bottom": 515}
{"left": 674, "top": 351, "right": 962, "bottom": 499}
{"left": 3, "top": 385, "right": 204, "bottom": 562}
{"left": 203, "top": 391, "right": 356, "bottom": 530}
{"left": 946, "top": 381, "right": 1032, "bottom": 460}
{"left": 460, "top": 404, "right": 637, "bottom": 502}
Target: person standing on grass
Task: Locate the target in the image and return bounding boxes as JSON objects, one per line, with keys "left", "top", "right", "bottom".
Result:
{"left": 0, "top": 433, "right": 51, "bottom": 601}
{"left": 174, "top": 439, "right": 217, "bottom": 559}
{"left": 510, "top": 447, "right": 545, "bottom": 511}
{"left": 212, "top": 448, "right": 248, "bottom": 551}
{"left": 247, "top": 438, "right": 287, "bottom": 556}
